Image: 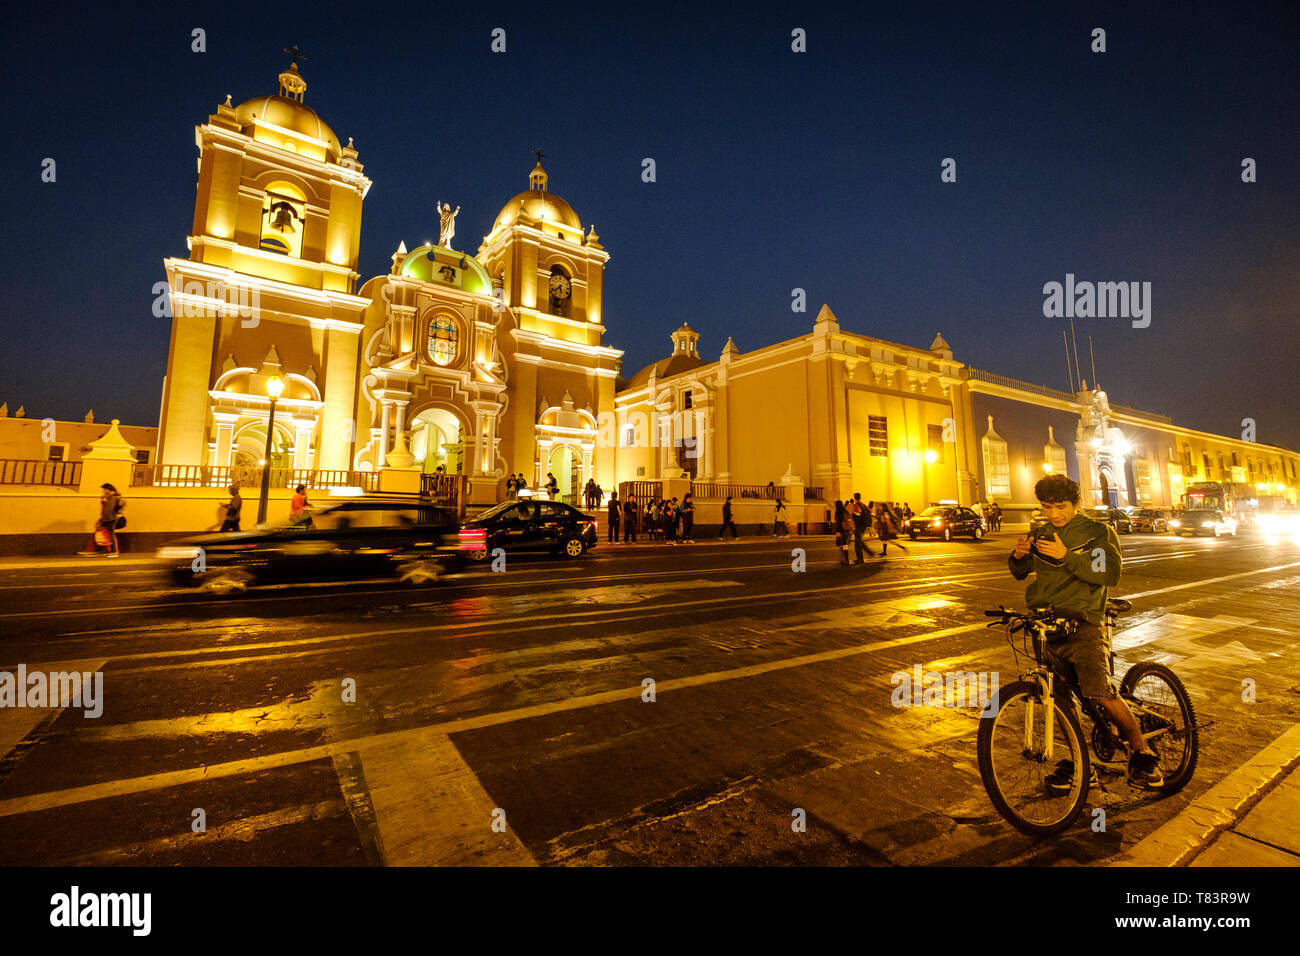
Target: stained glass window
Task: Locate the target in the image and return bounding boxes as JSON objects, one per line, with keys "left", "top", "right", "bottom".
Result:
{"left": 428, "top": 316, "right": 458, "bottom": 366}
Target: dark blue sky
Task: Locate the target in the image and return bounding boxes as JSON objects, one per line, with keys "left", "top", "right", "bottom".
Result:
{"left": 3, "top": 1, "right": 1297, "bottom": 446}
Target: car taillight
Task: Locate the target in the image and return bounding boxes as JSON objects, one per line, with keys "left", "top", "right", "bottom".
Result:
{"left": 458, "top": 528, "right": 486, "bottom": 550}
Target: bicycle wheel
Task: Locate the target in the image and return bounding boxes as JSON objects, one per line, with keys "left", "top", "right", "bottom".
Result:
{"left": 977, "top": 680, "right": 1091, "bottom": 836}
{"left": 1120, "top": 662, "right": 1199, "bottom": 794}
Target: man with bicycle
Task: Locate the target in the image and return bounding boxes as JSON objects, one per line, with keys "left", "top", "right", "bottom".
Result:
{"left": 1009, "top": 474, "right": 1163, "bottom": 790}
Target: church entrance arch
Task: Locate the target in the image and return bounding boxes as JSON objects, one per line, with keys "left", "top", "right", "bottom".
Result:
{"left": 547, "top": 443, "right": 582, "bottom": 499}
{"left": 410, "top": 406, "right": 466, "bottom": 475}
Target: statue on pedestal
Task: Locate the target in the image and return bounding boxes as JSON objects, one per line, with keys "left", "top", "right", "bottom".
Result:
{"left": 437, "top": 201, "right": 460, "bottom": 248}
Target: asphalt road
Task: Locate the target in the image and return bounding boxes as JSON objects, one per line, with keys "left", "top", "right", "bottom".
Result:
{"left": 1, "top": 529, "right": 1298, "bottom": 865}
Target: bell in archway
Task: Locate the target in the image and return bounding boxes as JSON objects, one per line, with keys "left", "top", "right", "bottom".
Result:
{"left": 268, "top": 201, "right": 298, "bottom": 234}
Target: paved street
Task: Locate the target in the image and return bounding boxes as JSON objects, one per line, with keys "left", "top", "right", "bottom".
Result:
{"left": 1, "top": 531, "right": 1298, "bottom": 866}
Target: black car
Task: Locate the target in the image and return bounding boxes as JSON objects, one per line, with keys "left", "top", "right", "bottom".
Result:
{"left": 461, "top": 499, "right": 598, "bottom": 560}
{"left": 1084, "top": 508, "right": 1133, "bottom": 533}
{"left": 906, "top": 506, "right": 986, "bottom": 541}
{"left": 158, "top": 498, "right": 468, "bottom": 593}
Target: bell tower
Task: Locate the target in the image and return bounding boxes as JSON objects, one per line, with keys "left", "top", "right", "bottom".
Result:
{"left": 157, "top": 55, "right": 372, "bottom": 471}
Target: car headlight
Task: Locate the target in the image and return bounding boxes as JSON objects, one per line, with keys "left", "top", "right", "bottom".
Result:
{"left": 1169, "top": 520, "right": 1181, "bottom": 527}
{"left": 157, "top": 547, "right": 201, "bottom": 560}
{"left": 1202, "top": 521, "right": 1215, "bottom": 528}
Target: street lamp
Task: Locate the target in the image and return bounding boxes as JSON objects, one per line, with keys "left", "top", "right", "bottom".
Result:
{"left": 256, "top": 375, "right": 285, "bottom": 525}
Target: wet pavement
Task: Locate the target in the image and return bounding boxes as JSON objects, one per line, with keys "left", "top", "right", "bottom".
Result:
{"left": 1, "top": 531, "right": 1298, "bottom": 865}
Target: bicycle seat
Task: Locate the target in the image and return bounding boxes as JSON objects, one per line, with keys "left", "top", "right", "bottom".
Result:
{"left": 1106, "top": 598, "right": 1132, "bottom": 614}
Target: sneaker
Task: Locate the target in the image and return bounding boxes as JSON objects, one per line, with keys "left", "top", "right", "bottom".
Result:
{"left": 1128, "top": 750, "right": 1164, "bottom": 789}
{"left": 105, "top": 553, "right": 120, "bottom": 558}
{"left": 1044, "top": 759, "right": 1098, "bottom": 792}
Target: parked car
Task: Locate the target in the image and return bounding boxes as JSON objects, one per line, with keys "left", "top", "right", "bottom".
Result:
{"left": 1084, "top": 507, "right": 1133, "bottom": 533}
{"left": 1169, "top": 509, "right": 1237, "bottom": 537}
{"left": 460, "top": 499, "right": 597, "bottom": 560}
{"left": 157, "top": 499, "right": 473, "bottom": 593}
{"left": 906, "top": 505, "right": 986, "bottom": 541}
{"left": 1128, "top": 508, "right": 1170, "bottom": 533}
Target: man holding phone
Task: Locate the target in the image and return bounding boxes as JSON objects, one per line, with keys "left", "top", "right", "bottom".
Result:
{"left": 1009, "top": 474, "right": 1163, "bottom": 790}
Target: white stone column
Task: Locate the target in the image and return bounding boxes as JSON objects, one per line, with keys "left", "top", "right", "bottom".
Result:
{"left": 293, "top": 422, "right": 314, "bottom": 470}
{"left": 379, "top": 402, "right": 391, "bottom": 465}
{"left": 213, "top": 414, "right": 238, "bottom": 467}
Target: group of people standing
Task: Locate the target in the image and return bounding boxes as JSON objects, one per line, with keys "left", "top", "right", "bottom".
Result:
{"left": 582, "top": 479, "right": 607, "bottom": 510}
{"left": 833, "top": 495, "right": 909, "bottom": 564}
{"left": 981, "top": 501, "right": 1003, "bottom": 531}
{"left": 604, "top": 492, "right": 697, "bottom": 544}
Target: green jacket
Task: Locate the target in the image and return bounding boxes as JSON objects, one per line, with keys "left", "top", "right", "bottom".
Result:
{"left": 1008, "top": 512, "right": 1121, "bottom": 625}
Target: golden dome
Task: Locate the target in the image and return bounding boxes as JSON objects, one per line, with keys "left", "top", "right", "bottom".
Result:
{"left": 492, "top": 161, "right": 582, "bottom": 231}
{"left": 233, "top": 63, "right": 343, "bottom": 162}
{"left": 493, "top": 190, "right": 582, "bottom": 231}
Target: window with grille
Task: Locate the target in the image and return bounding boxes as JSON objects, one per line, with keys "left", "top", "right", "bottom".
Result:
{"left": 868, "top": 416, "right": 888, "bottom": 458}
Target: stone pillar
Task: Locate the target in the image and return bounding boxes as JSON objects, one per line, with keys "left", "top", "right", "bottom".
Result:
{"left": 378, "top": 402, "right": 391, "bottom": 465}
{"left": 79, "top": 420, "right": 138, "bottom": 495}
{"left": 379, "top": 431, "right": 420, "bottom": 494}
{"left": 293, "top": 421, "right": 314, "bottom": 470}
{"left": 213, "top": 414, "right": 238, "bottom": 467}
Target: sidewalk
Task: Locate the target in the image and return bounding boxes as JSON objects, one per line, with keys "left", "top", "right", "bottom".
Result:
{"left": 1113, "top": 723, "right": 1300, "bottom": 866}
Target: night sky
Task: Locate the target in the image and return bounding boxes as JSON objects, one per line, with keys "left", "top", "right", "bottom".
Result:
{"left": 2, "top": 1, "right": 1297, "bottom": 447}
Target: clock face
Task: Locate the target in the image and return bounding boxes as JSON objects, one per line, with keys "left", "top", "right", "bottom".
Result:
{"left": 549, "top": 274, "right": 571, "bottom": 300}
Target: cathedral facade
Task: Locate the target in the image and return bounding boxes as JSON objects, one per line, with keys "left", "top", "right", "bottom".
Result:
{"left": 156, "top": 61, "right": 620, "bottom": 506}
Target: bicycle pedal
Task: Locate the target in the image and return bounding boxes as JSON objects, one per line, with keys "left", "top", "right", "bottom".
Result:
{"left": 1092, "top": 759, "right": 1126, "bottom": 774}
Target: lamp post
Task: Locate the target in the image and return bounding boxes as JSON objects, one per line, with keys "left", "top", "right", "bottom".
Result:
{"left": 256, "top": 376, "right": 285, "bottom": 526}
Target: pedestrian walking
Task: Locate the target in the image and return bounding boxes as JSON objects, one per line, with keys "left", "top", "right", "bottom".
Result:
{"left": 623, "top": 495, "right": 639, "bottom": 543}
{"left": 718, "top": 496, "right": 738, "bottom": 538}
{"left": 506, "top": 474, "right": 517, "bottom": 499}
{"left": 774, "top": 497, "right": 789, "bottom": 537}
{"left": 680, "top": 493, "right": 695, "bottom": 542}
{"left": 81, "top": 483, "right": 125, "bottom": 556}
{"left": 220, "top": 485, "right": 243, "bottom": 532}
{"left": 849, "top": 493, "right": 876, "bottom": 561}
{"left": 607, "top": 492, "right": 621, "bottom": 543}
{"left": 290, "top": 484, "right": 313, "bottom": 527}
{"left": 834, "top": 500, "right": 854, "bottom": 564}
{"left": 875, "top": 501, "right": 907, "bottom": 555}
{"left": 989, "top": 501, "right": 1002, "bottom": 532}
{"left": 596, "top": 484, "right": 604, "bottom": 508}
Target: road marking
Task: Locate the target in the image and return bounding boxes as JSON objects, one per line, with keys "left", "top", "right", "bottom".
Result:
{"left": 1119, "top": 561, "right": 1300, "bottom": 601}
{"left": 0, "top": 621, "right": 990, "bottom": 818}
{"left": 7, "top": 567, "right": 1014, "bottom": 674}
{"left": 0, "top": 658, "right": 107, "bottom": 762}
{"left": 353, "top": 729, "right": 536, "bottom": 866}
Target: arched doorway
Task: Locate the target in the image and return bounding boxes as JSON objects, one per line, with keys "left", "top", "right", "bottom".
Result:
{"left": 410, "top": 407, "right": 464, "bottom": 474}
{"left": 547, "top": 444, "right": 581, "bottom": 498}
{"left": 1098, "top": 466, "right": 1118, "bottom": 508}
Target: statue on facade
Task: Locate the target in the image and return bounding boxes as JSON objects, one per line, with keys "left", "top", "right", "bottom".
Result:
{"left": 437, "top": 201, "right": 460, "bottom": 247}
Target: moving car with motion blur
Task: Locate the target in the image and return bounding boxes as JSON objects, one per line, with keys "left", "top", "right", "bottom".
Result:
{"left": 460, "top": 499, "right": 598, "bottom": 560}
{"left": 157, "top": 498, "right": 476, "bottom": 594}
{"left": 905, "top": 505, "right": 986, "bottom": 541}
{"left": 1169, "top": 509, "right": 1237, "bottom": 537}
{"left": 1128, "top": 508, "right": 1170, "bottom": 533}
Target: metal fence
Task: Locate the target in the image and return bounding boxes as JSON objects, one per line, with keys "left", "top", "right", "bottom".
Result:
{"left": 689, "top": 481, "right": 787, "bottom": 501}
{"left": 420, "top": 473, "right": 465, "bottom": 516}
{"left": 130, "top": 464, "right": 378, "bottom": 492}
{"left": 0, "top": 459, "right": 82, "bottom": 486}
{"left": 618, "top": 480, "right": 662, "bottom": 503}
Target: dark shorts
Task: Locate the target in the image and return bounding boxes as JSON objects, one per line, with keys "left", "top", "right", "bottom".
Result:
{"left": 1046, "top": 621, "right": 1116, "bottom": 700}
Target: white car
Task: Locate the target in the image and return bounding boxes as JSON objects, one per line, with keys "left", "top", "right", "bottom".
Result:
{"left": 1169, "top": 509, "right": 1237, "bottom": 537}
